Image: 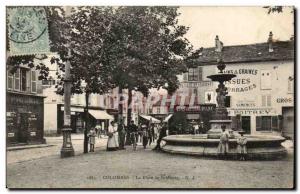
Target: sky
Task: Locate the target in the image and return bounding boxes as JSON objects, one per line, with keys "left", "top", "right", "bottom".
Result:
{"left": 177, "top": 6, "right": 294, "bottom": 49}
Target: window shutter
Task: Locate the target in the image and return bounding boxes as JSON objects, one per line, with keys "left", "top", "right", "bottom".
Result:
{"left": 267, "top": 95, "right": 271, "bottom": 107}
{"left": 7, "top": 70, "right": 13, "bottom": 90}
{"left": 198, "top": 67, "right": 203, "bottom": 81}
{"left": 256, "top": 116, "right": 262, "bottom": 131}
{"left": 14, "top": 69, "right": 20, "bottom": 91}
{"left": 262, "top": 95, "right": 266, "bottom": 107}
{"left": 31, "top": 70, "right": 37, "bottom": 93}
{"left": 183, "top": 73, "right": 187, "bottom": 81}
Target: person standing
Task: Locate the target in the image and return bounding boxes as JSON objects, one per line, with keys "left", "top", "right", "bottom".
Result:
{"left": 148, "top": 123, "right": 153, "bottom": 146}
{"left": 237, "top": 132, "right": 247, "bottom": 160}
{"left": 107, "top": 121, "right": 119, "bottom": 151}
{"left": 118, "top": 118, "right": 126, "bottom": 150}
{"left": 153, "top": 123, "right": 167, "bottom": 151}
{"left": 88, "top": 128, "right": 96, "bottom": 152}
{"left": 142, "top": 125, "right": 149, "bottom": 149}
{"left": 218, "top": 125, "right": 230, "bottom": 159}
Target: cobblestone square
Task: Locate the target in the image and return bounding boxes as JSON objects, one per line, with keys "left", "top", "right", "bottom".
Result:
{"left": 6, "top": 135, "right": 294, "bottom": 189}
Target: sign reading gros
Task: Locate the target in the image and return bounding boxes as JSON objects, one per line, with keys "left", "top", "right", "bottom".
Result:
{"left": 224, "top": 68, "right": 258, "bottom": 92}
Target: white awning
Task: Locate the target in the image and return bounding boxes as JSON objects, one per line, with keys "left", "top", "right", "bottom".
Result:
{"left": 139, "top": 115, "right": 161, "bottom": 123}
{"left": 89, "top": 110, "right": 114, "bottom": 120}
{"left": 61, "top": 106, "right": 84, "bottom": 112}
{"left": 163, "top": 114, "right": 173, "bottom": 123}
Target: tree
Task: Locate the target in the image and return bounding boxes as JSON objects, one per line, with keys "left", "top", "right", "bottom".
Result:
{"left": 50, "top": 7, "right": 117, "bottom": 153}
{"left": 107, "top": 6, "right": 199, "bottom": 125}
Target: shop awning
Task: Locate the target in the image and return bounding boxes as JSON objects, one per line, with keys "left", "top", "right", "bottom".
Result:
{"left": 163, "top": 114, "right": 173, "bottom": 123}
{"left": 139, "top": 115, "right": 161, "bottom": 123}
{"left": 89, "top": 110, "right": 114, "bottom": 120}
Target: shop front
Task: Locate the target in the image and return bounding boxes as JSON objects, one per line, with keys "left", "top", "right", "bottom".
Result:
{"left": 6, "top": 92, "right": 45, "bottom": 145}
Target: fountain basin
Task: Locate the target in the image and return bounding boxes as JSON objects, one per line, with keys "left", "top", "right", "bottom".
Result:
{"left": 161, "top": 134, "right": 287, "bottom": 160}
{"left": 207, "top": 74, "right": 236, "bottom": 82}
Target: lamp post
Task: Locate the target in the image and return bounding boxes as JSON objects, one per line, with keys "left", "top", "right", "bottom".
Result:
{"left": 61, "top": 6, "right": 75, "bottom": 158}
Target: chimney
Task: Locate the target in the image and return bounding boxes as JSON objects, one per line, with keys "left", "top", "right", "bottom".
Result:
{"left": 215, "top": 35, "right": 223, "bottom": 52}
{"left": 268, "top": 31, "right": 274, "bottom": 53}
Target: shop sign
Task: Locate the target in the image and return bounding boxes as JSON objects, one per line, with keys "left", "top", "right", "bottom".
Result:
{"left": 30, "top": 132, "right": 36, "bottom": 136}
{"left": 276, "top": 97, "right": 293, "bottom": 104}
{"left": 175, "top": 104, "right": 215, "bottom": 112}
{"left": 224, "top": 68, "right": 258, "bottom": 92}
{"left": 228, "top": 108, "right": 276, "bottom": 116}
{"left": 8, "top": 133, "right": 15, "bottom": 137}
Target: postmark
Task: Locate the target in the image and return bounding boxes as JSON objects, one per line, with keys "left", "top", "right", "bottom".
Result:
{"left": 7, "top": 7, "right": 50, "bottom": 56}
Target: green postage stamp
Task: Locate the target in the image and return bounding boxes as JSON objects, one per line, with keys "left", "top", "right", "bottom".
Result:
{"left": 7, "top": 7, "right": 50, "bottom": 56}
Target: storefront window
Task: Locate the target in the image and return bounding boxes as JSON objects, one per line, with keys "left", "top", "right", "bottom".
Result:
{"left": 256, "top": 116, "right": 279, "bottom": 131}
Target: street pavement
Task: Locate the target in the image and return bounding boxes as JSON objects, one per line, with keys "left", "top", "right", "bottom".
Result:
{"left": 6, "top": 134, "right": 294, "bottom": 189}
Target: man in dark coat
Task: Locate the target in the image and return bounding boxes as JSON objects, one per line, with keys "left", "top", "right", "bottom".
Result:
{"left": 118, "top": 118, "right": 126, "bottom": 150}
{"left": 126, "top": 120, "right": 138, "bottom": 145}
{"left": 153, "top": 123, "right": 167, "bottom": 151}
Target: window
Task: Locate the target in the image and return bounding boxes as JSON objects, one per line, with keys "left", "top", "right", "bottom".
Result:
{"left": 256, "top": 116, "right": 279, "bottom": 131}
{"left": 21, "top": 69, "right": 28, "bottom": 92}
{"left": 14, "top": 69, "right": 20, "bottom": 91}
{"left": 188, "top": 68, "right": 198, "bottom": 81}
{"left": 261, "top": 70, "right": 272, "bottom": 90}
{"left": 31, "top": 70, "right": 37, "bottom": 93}
{"left": 262, "top": 95, "right": 271, "bottom": 107}
{"left": 7, "top": 70, "right": 13, "bottom": 90}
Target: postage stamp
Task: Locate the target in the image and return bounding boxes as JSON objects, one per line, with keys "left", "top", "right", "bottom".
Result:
{"left": 7, "top": 7, "right": 50, "bottom": 56}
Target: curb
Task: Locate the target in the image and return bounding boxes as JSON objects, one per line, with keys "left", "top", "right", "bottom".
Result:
{"left": 7, "top": 144, "right": 55, "bottom": 151}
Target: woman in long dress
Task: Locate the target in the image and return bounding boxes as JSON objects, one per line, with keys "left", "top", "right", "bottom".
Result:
{"left": 107, "top": 121, "right": 119, "bottom": 151}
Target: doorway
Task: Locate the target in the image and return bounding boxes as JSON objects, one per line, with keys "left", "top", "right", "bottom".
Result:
{"left": 241, "top": 116, "right": 251, "bottom": 134}
{"left": 18, "top": 113, "right": 29, "bottom": 143}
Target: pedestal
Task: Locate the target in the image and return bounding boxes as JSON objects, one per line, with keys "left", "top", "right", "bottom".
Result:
{"left": 60, "top": 127, "right": 74, "bottom": 158}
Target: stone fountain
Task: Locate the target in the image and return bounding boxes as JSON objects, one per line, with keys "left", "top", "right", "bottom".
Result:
{"left": 161, "top": 60, "right": 287, "bottom": 160}
{"left": 206, "top": 59, "right": 237, "bottom": 139}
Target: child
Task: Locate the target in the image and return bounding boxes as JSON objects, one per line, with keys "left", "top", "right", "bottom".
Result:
{"left": 218, "top": 125, "right": 229, "bottom": 159}
{"left": 88, "top": 128, "right": 96, "bottom": 152}
{"left": 237, "top": 131, "right": 247, "bottom": 160}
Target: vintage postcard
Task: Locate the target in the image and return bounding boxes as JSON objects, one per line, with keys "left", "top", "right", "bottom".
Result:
{"left": 5, "top": 6, "right": 295, "bottom": 189}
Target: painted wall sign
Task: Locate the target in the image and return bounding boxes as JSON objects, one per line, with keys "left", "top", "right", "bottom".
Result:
{"left": 175, "top": 104, "right": 216, "bottom": 112}
{"left": 180, "top": 81, "right": 213, "bottom": 88}
{"left": 205, "top": 91, "right": 215, "bottom": 104}
{"left": 235, "top": 101, "right": 256, "bottom": 108}
{"left": 228, "top": 108, "right": 276, "bottom": 116}
{"left": 276, "top": 97, "right": 293, "bottom": 104}
{"left": 224, "top": 68, "right": 258, "bottom": 92}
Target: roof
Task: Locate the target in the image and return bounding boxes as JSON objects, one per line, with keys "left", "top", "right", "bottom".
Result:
{"left": 195, "top": 41, "right": 294, "bottom": 65}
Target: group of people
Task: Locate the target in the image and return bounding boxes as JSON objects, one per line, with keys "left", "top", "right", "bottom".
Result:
{"left": 87, "top": 119, "right": 168, "bottom": 152}
{"left": 218, "top": 125, "right": 248, "bottom": 160}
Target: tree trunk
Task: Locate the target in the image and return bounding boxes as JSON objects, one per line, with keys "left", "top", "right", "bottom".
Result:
{"left": 118, "top": 86, "right": 123, "bottom": 122}
{"left": 127, "top": 87, "right": 132, "bottom": 126}
{"left": 84, "top": 92, "right": 90, "bottom": 153}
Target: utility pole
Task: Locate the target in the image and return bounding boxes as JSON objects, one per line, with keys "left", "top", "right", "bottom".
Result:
{"left": 60, "top": 6, "right": 75, "bottom": 158}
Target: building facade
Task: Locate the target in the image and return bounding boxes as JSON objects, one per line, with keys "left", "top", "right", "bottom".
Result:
{"left": 6, "top": 65, "right": 45, "bottom": 145}
{"left": 180, "top": 33, "right": 294, "bottom": 138}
